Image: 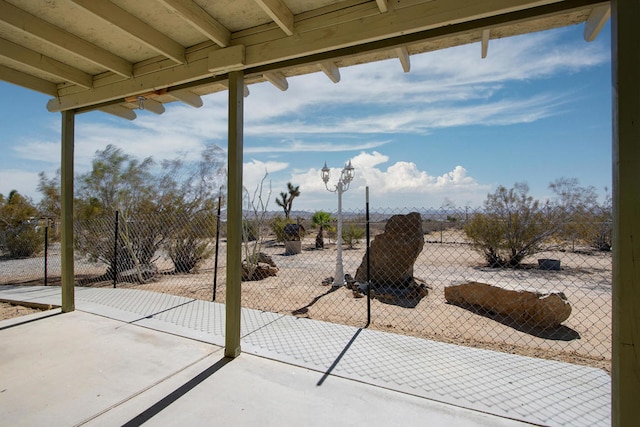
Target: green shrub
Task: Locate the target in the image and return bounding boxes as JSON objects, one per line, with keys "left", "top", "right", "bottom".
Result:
{"left": 270, "top": 216, "right": 288, "bottom": 242}
{"left": 342, "top": 223, "right": 365, "bottom": 248}
{"left": 0, "top": 191, "right": 43, "bottom": 258}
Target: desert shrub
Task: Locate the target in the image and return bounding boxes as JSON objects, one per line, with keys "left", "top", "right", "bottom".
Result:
{"left": 167, "top": 206, "right": 218, "bottom": 273}
{"left": 464, "top": 183, "right": 556, "bottom": 268}
{"left": 0, "top": 191, "right": 43, "bottom": 258}
{"left": 169, "top": 237, "right": 213, "bottom": 273}
{"left": 270, "top": 215, "right": 288, "bottom": 242}
{"left": 342, "top": 223, "right": 365, "bottom": 248}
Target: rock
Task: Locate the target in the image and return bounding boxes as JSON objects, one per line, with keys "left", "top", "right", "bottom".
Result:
{"left": 354, "top": 212, "right": 424, "bottom": 287}
{"left": 242, "top": 262, "right": 278, "bottom": 281}
{"left": 255, "top": 252, "right": 276, "bottom": 267}
{"left": 444, "top": 281, "right": 572, "bottom": 329}
{"left": 321, "top": 277, "right": 334, "bottom": 286}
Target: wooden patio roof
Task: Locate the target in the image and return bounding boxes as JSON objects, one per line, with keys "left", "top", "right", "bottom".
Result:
{"left": 0, "top": 0, "right": 609, "bottom": 118}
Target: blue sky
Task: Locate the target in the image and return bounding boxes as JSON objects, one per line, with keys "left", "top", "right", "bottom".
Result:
{"left": 0, "top": 22, "right": 611, "bottom": 212}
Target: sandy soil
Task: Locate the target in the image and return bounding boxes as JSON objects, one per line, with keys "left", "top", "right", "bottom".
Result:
{"left": 2, "top": 229, "right": 612, "bottom": 372}
{"left": 0, "top": 302, "right": 43, "bottom": 321}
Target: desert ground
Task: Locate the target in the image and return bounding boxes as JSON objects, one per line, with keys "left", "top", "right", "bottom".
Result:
{"left": 0, "top": 302, "right": 44, "bottom": 320}
{"left": 1, "top": 229, "right": 612, "bottom": 372}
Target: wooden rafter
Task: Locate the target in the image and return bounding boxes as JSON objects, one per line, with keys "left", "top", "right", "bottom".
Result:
{"left": 159, "top": 0, "right": 231, "bottom": 47}
{"left": 0, "top": 0, "right": 132, "bottom": 78}
{"left": 0, "top": 64, "right": 58, "bottom": 96}
{"left": 584, "top": 4, "right": 610, "bottom": 42}
{"left": 70, "top": 0, "right": 185, "bottom": 64}
{"left": 99, "top": 105, "right": 137, "bottom": 120}
{"left": 376, "top": 0, "right": 389, "bottom": 13}
{"left": 255, "top": 0, "right": 295, "bottom": 36}
{"left": 264, "top": 71, "right": 288, "bottom": 91}
{"left": 0, "top": 38, "right": 92, "bottom": 88}
{"left": 319, "top": 61, "right": 340, "bottom": 83}
{"left": 396, "top": 46, "right": 410, "bottom": 72}
{"left": 170, "top": 90, "right": 204, "bottom": 108}
{"left": 481, "top": 29, "right": 490, "bottom": 58}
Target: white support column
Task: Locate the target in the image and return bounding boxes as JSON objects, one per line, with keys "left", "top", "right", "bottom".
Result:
{"left": 60, "top": 110, "right": 75, "bottom": 312}
{"left": 611, "top": 1, "right": 640, "bottom": 425}
{"left": 225, "top": 70, "right": 244, "bottom": 358}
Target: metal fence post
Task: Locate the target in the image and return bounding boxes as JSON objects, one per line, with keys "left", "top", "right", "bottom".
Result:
{"left": 365, "top": 187, "right": 371, "bottom": 327}
{"left": 212, "top": 193, "right": 222, "bottom": 302}
{"left": 44, "top": 219, "right": 49, "bottom": 287}
{"left": 113, "top": 210, "right": 119, "bottom": 288}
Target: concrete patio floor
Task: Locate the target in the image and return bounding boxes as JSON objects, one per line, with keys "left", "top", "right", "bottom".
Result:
{"left": 0, "top": 285, "right": 611, "bottom": 426}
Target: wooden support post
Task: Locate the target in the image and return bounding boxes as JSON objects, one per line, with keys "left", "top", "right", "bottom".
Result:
{"left": 612, "top": 1, "right": 640, "bottom": 425}
{"left": 60, "top": 110, "right": 75, "bottom": 312}
{"left": 225, "top": 70, "right": 244, "bottom": 358}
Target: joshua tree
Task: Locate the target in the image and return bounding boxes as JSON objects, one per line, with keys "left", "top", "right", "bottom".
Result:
{"left": 275, "top": 182, "right": 300, "bottom": 220}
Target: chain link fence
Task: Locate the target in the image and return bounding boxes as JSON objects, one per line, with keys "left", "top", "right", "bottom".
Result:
{"left": 0, "top": 206, "right": 611, "bottom": 371}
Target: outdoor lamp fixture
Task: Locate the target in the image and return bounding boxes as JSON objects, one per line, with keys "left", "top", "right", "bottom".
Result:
{"left": 321, "top": 160, "right": 355, "bottom": 286}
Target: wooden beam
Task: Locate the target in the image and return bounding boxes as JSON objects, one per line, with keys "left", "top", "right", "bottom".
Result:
{"left": 138, "top": 98, "right": 165, "bottom": 114}
{"left": 98, "top": 105, "right": 137, "bottom": 120}
{"left": 0, "top": 38, "right": 92, "bottom": 88}
{"left": 245, "top": 0, "right": 609, "bottom": 66}
{"left": 170, "top": 90, "right": 203, "bottom": 108}
{"left": 60, "top": 110, "right": 75, "bottom": 313}
{"left": 481, "top": 29, "right": 490, "bottom": 58}
{"left": 612, "top": 3, "right": 640, "bottom": 426}
{"left": 396, "top": 46, "right": 410, "bottom": 72}
{"left": 47, "top": 0, "right": 609, "bottom": 112}
{"left": 584, "top": 4, "right": 610, "bottom": 42}
{"left": 376, "top": 0, "right": 389, "bottom": 13}
{"left": 208, "top": 45, "right": 246, "bottom": 74}
{"left": 255, "top": 0, "right": 295, "bottom": 36}
{"left": 70, "top": 0, "right": 186, "bottom": 64}
{"left": 0, "top": 65, "right": 58, "bottom": 96}
{"left": 225, "top": 70, "right": 244, "bottom": 359}
{"left": 319, "top": 61, "right": 340, "bottom": 83}
{"left": 159, "top": 0, "right": 231, "bottom": 47}
{"left": 0, "top": 0, "right": 132, "bottom": 78}
{"left": 263, "top": 71, "right": 288, "bottom": 91}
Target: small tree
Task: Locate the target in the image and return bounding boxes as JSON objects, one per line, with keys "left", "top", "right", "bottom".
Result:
{"left": 161, "top": 145, "right": 226, "bottom": 273}
{"left": 242, "top": 173, "right": 273, "bottom": 280}
{"left": 74, "top": 145, "right": 166, "bottom": 281}
{"left": 464, "top": 183, "right": 556, "bottom": 267}
{"left": 549, "top": 178, "right": 612, "bottom": 251}
{"left": 311, "top": 211, "right": 333, "bottom": 249}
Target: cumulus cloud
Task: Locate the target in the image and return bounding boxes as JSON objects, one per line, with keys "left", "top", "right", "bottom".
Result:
{"left": 289, "top": 151, "right": 490, "bottom": 210}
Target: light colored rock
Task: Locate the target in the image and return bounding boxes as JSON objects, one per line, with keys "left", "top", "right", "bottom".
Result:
{"left": 354, "top": 212, "right": 424, "bottom": 286}
{"left": 444, "top": 281, "right": 572, "bottom": 329}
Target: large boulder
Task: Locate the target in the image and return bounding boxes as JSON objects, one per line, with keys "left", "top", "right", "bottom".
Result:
{"left": 355, "top": 212, "right": 424, "bottom": 287}
{"left": 444, "top": 281, "right": 572, "bottom": 329}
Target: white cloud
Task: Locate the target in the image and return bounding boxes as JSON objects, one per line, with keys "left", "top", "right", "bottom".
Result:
{"left": 289, "top": 151, "right": 491, "bottom": 210}
{"left": 242, "top": 159, "right": 289, "bottom": 195}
